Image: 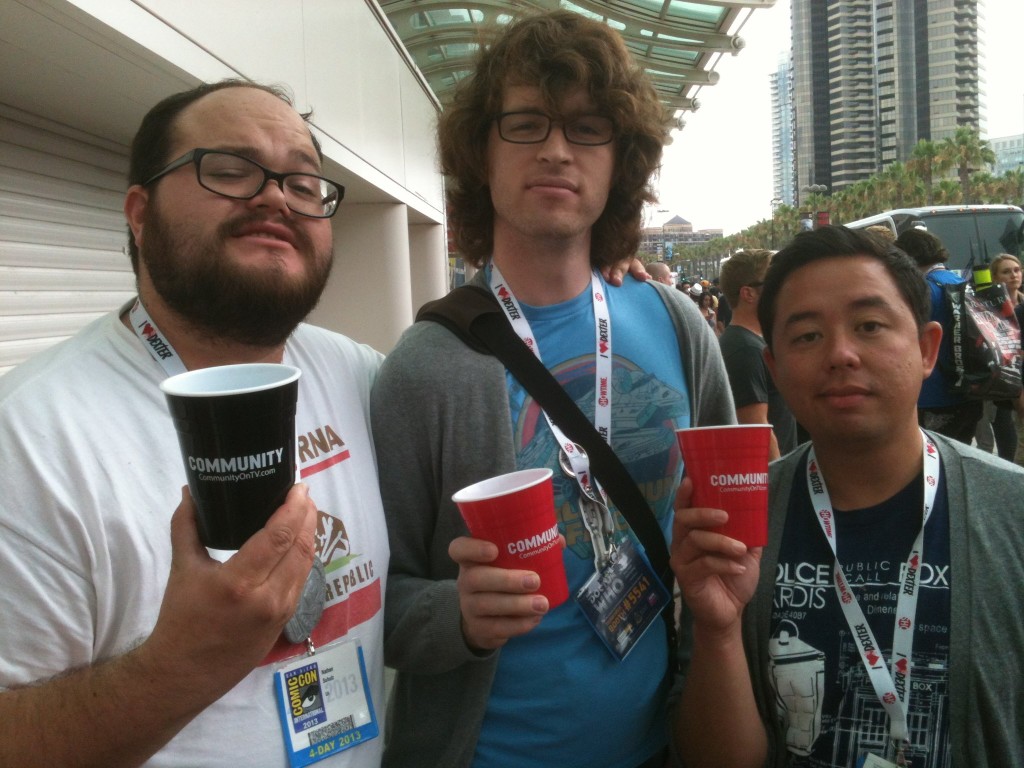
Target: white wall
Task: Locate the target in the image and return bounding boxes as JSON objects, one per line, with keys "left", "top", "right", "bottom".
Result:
{"left": 1, "top": 0, "right": 447, "bottom": 353}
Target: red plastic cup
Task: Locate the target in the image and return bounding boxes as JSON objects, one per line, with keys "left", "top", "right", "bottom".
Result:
{"left": 452, "top": 468, "right": 569, "bottom": 608}
{"left": 676, "top": 425, "right": 772, "bottom": 547}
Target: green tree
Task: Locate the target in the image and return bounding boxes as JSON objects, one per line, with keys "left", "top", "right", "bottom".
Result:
{"left": 938, "top": 128, "right": 995, "bottom": 204}
{"left": 879, "top": 162, "right": 925, "bottom": 209}
{"left": 906, "top": 139, "right": 949, "bottom": 205}
{"left": 997, "top": 168, "right": 1024, "bottom": 206}
{"left": 933, "top": 178, "right": 962, "bottom": 205}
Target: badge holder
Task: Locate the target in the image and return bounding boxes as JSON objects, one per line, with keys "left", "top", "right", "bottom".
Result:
{"left": 273, "top": 639, "right": 379, "bottom": 766}
{"left": 576, "top": 537, "right": 670, "bottom": 661}
{"left": 273, "top": 557, "right": 379, "bottom": 766}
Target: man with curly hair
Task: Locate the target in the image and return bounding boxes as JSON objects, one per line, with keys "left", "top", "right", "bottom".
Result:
{"left": 371, "top": 10, "right": 734, "bottom": 768}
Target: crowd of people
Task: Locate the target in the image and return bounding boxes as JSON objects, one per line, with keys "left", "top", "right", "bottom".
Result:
{"left": 1, "top": 8, "right": 1022, "bottom": 768}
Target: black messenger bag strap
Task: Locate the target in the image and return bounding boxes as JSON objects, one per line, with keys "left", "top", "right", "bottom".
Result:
{"left": 417, "top": 285, "right": 679, "bottom": 674}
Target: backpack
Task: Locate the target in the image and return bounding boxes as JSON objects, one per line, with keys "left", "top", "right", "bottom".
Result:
{"left": 942, "top": 279, "right": 1022, "bottom": 400}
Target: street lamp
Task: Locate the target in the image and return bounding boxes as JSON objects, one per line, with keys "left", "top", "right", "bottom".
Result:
{"left": 770, "top": 197, "right": 782, "bottom": 249}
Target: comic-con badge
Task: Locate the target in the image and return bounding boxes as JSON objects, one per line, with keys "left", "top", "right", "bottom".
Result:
{"left": 274, "top": 640, "right": 379, "bottom": 767}
{"left": 576, "top": 538, "right": 670, "bottom": 661}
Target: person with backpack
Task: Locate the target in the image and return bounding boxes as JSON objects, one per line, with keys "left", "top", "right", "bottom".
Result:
{"left": 974, "top": 253, "right": 1023, "bottom": 460}
{"left": 893, "top": 228, "right": 982, "bottom": 443}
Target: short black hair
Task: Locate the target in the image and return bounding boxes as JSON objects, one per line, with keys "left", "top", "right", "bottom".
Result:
{"left": 757, "top": 225, "right": 930, "bottom": 351}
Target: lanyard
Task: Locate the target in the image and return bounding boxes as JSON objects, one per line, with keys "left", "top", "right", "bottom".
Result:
{"left": 805, "top": 431, "right": 939, "bottom": 760}
{"left": 128, "top": 297, "right": 188, "bottom": 377}
{"left": 488, "top": 264, "right": 616, "bottom": 566}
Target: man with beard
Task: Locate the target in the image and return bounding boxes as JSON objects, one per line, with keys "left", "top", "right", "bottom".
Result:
{"left": 0, "top": 81, "right": 389, "bottom": 767}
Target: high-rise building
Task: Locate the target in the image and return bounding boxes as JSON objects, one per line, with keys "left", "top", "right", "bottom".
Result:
{"left": 789, "top": 0, "right": 982, "bottom": 198}
{"left": 771, "top": 54, "right": 796, "bottom": 206}
{"left": 990, "top": 134, "right": 1024, "bottom": 176}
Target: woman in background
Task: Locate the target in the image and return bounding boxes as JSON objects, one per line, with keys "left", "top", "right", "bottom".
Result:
{"left": 976, "top": 253, "right": 1023, "bottom": 461}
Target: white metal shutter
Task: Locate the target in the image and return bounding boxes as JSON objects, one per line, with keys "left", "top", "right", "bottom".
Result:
{"left": 0, "top": 103, "right": 134, "bottom": 377}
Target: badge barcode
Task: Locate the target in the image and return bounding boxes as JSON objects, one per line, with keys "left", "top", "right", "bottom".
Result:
{"left": 309, "top": 715, "right": 355, "bottom": 745}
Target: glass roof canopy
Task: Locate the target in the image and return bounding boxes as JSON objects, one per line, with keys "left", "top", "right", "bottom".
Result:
{"left": 378, "top": 0, "right": 774, "bottom": 128}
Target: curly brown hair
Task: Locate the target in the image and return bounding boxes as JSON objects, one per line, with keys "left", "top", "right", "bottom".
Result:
{"left": 437, "top": 10, "right": 670, "bottom": 269}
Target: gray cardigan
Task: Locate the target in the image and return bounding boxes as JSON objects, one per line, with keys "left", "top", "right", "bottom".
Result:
{"left": 745, "top": 436, "right": 1024, "bottom": 766}
{"left": 372, "top": 275, "right": 735, "bottom": 767}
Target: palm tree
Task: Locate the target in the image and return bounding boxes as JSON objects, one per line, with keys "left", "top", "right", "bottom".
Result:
{"left": 999, "top": 168, "right": 1024, "bottom": 206}
{"left": 938, "top": 128, "right": 995, "bottom": 204}
{"left": 906, "top": 139, "right": 948, "bottom": 205}
{"left": 879, "top": 162, "right": 925, "bottom": 209}
{"left": 970, "top": 172, "right": 1000, "bottom": 204}
{"left": 933, "top": 178, "right": 962, "bottom": 205}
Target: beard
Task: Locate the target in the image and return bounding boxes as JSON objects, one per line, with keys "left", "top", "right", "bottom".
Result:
{"left": 140, "top": 206, "right": 333, "bottom": 348}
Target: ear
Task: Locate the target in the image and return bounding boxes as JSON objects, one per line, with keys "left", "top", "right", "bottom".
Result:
{"left": 919, "top": 320, "right": 943, "bottom": 379}
{"left": 124, "top": 185, "right": 149, "bottom": 252}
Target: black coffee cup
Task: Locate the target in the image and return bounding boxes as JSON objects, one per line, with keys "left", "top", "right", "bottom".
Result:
{"left": 161, "top": 363, "right": 301, "bottom": 550}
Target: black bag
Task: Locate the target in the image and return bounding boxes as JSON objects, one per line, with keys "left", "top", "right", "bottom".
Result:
{"left": 944, "top": 280, "right": 1022, "bottom": 400}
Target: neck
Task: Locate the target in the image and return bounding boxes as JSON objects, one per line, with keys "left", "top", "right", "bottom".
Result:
{"left": 125, "top": 282, "right": 286, "bottom": 370}
{"left": 490, "top": 226, "right": 594, "bottom": 306}
{"left": 729, "top": 305, "right": 762, "bottom": 336}
{"left": 810, "top": 422, "right": 924, "bottom": 510}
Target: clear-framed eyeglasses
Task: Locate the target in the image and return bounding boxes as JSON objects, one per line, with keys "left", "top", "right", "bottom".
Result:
{"left": 142, "top": 148, "right": 344, "bottom": 218}
{"left": 496, "top": 111, "right": 615, "bottom": 146}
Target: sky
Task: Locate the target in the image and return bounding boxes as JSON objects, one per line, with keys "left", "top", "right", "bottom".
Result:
{"left": 649, "top": 0, "right": 1024, "bottom": 236}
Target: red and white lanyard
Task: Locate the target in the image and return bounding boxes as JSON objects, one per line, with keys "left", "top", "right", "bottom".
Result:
{"left": 128, "top": 297, "right": 187, "bottom": 377}
{"left": 805, "top": 431, "right": 939, "bottom": 758}
{"left": 488, "top": 264, "right": 616, "bottom": 566}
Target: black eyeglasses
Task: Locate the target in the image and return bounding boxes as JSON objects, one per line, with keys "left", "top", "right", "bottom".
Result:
{"left": 142, "top": 148, "right": 344, "bottom": 218}
{"left": 496, "top": 111, "right": 615, "bottom": 146}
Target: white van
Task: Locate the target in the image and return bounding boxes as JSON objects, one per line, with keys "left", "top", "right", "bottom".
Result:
{"left": 845, "top": 205, "right": 1024, "bottom": 274}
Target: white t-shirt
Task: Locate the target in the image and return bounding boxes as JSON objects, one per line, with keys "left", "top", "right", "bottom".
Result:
{"left": 0, "top": 307, "right": 389, "bottom": 767}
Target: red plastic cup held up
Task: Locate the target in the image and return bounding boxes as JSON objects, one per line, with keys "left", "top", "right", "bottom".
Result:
{"left": 676, "top": 425, "right": 772, "bottom": 547}
{"left": 453, "top": 468, "right": 569, "bottom": 607}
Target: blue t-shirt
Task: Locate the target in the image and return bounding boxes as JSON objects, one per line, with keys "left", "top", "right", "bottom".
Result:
{"left": 770, "top": 453, "right": 952, "bottom": 767}
{"left": 472, "top": 274, "right": 691, "bottom": 768}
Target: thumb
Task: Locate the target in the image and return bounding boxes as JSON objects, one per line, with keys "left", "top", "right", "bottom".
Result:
{"left": 169, "top": 486, "right": 206, "bottom": 567}
{"left": 674, "top": 475, "right": 693, "bottom": 511}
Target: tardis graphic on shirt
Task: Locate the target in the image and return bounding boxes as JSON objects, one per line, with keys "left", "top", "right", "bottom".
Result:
{"left": 770, "top": 461, "right": 953, "bottom": 768}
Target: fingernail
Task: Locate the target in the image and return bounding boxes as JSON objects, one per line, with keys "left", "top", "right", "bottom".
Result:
{"left": 531, "top": 596, "right": 549, "bottom": 613}
{"left": 523, "top": 573, "right": 540, "bottom": 591}
{"left": 295, "top": 483, "right": 309, "bottom": 498}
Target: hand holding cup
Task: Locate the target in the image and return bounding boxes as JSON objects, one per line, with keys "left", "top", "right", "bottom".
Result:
{"left": 675, "top": 425, "right": 772, "bottom": 547}
{"left": 161, "top": 363, "right": 301, "bottom": 551}
{"left": 450, "top": 468, "right": 569, "bottom": 649}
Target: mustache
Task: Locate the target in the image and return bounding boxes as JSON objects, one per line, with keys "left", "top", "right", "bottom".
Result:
{"left": 218, "top": 213, "right": 313, "bottom": 252}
